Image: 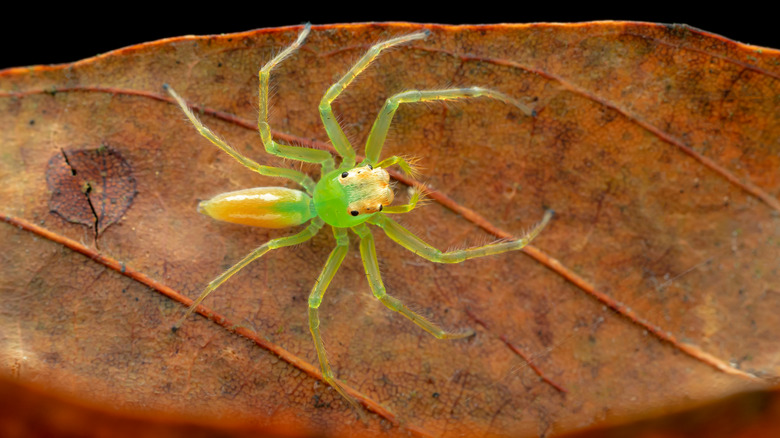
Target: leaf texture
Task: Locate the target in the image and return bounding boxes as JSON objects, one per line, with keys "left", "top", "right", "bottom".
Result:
{"left": 1, "top": 22, "right": 778, "bottom": 437}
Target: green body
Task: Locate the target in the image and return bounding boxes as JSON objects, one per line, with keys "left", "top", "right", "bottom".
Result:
{"left": 198, "top": 169, "right": 378, "bottom": 230}
{"left": 312, "top": 169, "right": 376, "bottom": 228}
{"left": 167, "top": 23, "right": 547, "bottom": 416}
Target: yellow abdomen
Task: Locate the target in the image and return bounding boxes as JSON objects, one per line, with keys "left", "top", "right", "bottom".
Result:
{"left": 198, "top": 187, "right": 314, "bottom": 229}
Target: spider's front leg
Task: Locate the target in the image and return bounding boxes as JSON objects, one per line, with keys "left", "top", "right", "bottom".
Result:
{"left": 307, "top": 227, "right": 365, "bottom": 416}
{"left": 369, "top": 209, "right": 553, "bottom": 263}
{"left": 319, "top": 30, "right": 429, "bottom": 169}
{"left": 257, "top": 24, "right": 336, "bottom": 174}
{"left": 363, "top": 87, "right": 536, "bottom": 168}
{"left": 352, "top": 224, "right": 474, "bottom": 339}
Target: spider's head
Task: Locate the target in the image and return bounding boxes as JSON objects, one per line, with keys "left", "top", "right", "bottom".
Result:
{"left": 338, "top": 164, "right": 394, "bottom": 216}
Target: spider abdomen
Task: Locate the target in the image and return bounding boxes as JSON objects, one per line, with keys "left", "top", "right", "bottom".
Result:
{"left": 198, "top": 187, "right": 314, "bottom": 229}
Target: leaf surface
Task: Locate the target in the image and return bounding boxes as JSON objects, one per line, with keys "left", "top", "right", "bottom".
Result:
{"left": 1, "top": 22, "right": 778, "bottom": 437}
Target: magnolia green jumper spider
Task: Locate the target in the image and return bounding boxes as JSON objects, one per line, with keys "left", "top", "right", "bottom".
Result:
{"left": 165, "top": 24, "right": 553, "bottom": 413}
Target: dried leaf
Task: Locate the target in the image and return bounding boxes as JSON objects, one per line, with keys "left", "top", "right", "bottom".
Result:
{"left": 46, "top": 146, "right": 136, "bottom": 236}
{"left": 1, "top": 23, "right": 778, "bottom": 437}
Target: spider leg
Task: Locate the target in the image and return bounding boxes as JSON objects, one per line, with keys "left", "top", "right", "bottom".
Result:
{"left": 381, "top": 186, "right": 424, "bottom": 214}
{"left": 307, "top": 227, "right": 364, "bottom": 416}
{"left": 173, "top": 218, "right": 324, "bottom": 330}
{"left": 320, "top": 31, "right": 429, "bottom": 169}
{"left": 258, "top": 24, "right": 336, "bottom": 174}
{"left": 352, "top": 224, "right": 473, "bottom": 339}
{"left": 364, "top": 87, "right": 535, "bottom": 165}
{"left": 165, "top": 84, "right": 316, "bottom": 193}
{"left": 375, "top": 155, "right": 422, "bottom": 179}
{"left": 368, "top": 210, "right": 553, "bottom": 263}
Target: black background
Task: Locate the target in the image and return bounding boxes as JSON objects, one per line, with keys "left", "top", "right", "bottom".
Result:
{"left": 1, "top": 7, "right": 777, "bottom": 70}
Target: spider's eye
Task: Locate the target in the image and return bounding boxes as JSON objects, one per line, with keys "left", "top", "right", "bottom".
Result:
{"left": 350, "top": 210, "right": 359, "bottom": 216}
{"left": 378, "top": 205, "right": 383, "bottom": 211}
{"left": 341, "top": 172, "right": 349, "bottom": 178}
{"left": 367, "top": 164, "right": 373, "bottom": 170}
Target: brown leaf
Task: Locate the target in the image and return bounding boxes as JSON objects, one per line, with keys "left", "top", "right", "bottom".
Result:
{"left": 1, "top": 23, "right": 778, "bottom": 437}
{"left": 46, "top": 146, "right": 137, "bottom": 237}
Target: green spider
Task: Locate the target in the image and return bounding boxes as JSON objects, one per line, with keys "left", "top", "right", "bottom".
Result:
{"left": 165, "top": 24, "right": 553, "bottom": 413}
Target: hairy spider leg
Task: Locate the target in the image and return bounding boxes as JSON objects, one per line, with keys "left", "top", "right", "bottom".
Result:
{"left": 173, "top": 218, "right": 325, "bottom": 330}
{"left": 352, "top": 224, "right": 473, "bottom": 339}
{"left": 164, "top": 84, "right": 316, "bottom": 193}
{"left": 319, "top": 31, "right": 430, "bottom": 169}
{"left": 363, "top": 87, "right": 536, "bottom": 167}
{"left": 257, "top": 24, "right": 336, "bottom": 175}
{"left": 306, "top": 227, "right": 365, "bottom": 414}
{"left": 380, "top": 187, "right": 425, "bottom": 214}
{"left": 369, "top": 209, "right": 553, "bottom": 263}
{"left": 374, "top": 155, "right": 423, "bottom": 180}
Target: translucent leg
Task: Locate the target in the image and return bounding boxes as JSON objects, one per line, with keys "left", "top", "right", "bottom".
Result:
{"left": 164, "top": 84, "right": 316, "bottom": 193}
{"left": 352, "top": 224, "right": 473, "bottom": 339}
{"left": 257, "top": 24, "right": 335, "bottom": 171}
{"left": 368, "top": 210, "right": 554, "bottom": 263}
{"left": 381, "top": 187, "right": 425, "bottom": 214}
{"left": 320, "top": 31, "right": 429, "bottom": 169}
{"left": 173, "top": 218, "right": 324, "bottom": 330}
{"left": 375, "top": 155, "right": 422, "bottom": 179}
{"left": 307, "top": 228, "right": 363, "bottom": 414}
{"left": 364, "top": 87, "right": 536, "bottom": 165}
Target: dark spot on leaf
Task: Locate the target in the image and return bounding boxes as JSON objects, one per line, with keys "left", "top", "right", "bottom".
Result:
{"left": 46, "top": 146, "right": 136, "bottom": 237}
{"left": 41, "top": 352, "right": 62, "bottom": 365}
{"left": 312, "top": 394, "right": 330, "bottom": 409}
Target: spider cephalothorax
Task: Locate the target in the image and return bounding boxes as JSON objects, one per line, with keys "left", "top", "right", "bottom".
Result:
{"left": 338, "top": 165, "right": 393, "bottom": 216}
{"left": 166, "top": 23, "right": 550, "bottom": 417}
